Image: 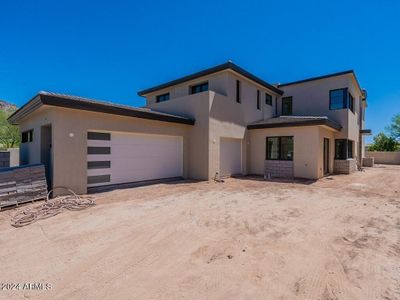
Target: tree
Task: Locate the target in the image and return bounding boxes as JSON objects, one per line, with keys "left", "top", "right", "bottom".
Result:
{"left": 368, "top": 132, "right": 398, "bottom": 152}
{"left": 386, "top": 113, "right": 400, "bottom": 141}
{"left": 0, "top": 109, "right": 20, "bottom": 149}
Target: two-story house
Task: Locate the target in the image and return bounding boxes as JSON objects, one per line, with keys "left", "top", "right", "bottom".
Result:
{"left": 8, "top": 62, "right": 370, "bottom": 194}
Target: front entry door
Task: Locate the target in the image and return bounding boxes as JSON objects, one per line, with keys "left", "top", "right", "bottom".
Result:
{"left": 323, "top": 138, "right": 329, "bottom": 175}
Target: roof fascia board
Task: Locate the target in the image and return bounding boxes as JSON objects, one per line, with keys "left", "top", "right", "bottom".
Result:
{"left": 247, "top": 119, "right": 342, "bottom": 131}
{"left": 8, "top": 94, "right": 195, "bottom": 126}
{"left": 138, "top": 62, "right": 283, "bottom": 96}
{"left": 278, "top": 70, "right": 363, "bottom": 94}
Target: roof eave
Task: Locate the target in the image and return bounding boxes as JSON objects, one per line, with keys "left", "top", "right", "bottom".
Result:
{"left": 137, "top": 62, "right": 284, "bottom": 97}
{"left": 8, "top": 93, "right": 195, "bottom": 126}
{"left": 278, "top": 70, "right": 363, "bottom": 94}
{"left": 247, "top": 119, "right": 342, "bottom": 131}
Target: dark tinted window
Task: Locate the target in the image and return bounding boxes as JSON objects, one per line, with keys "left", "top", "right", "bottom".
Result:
{"left": 190, "top": 82, "right": 208, "bottom": 94}
{"left": 330, "top": 88, "right": 347, "bottom": 110}
{"left": 348, "top": 140, "right": 353, "bottom": 158}
{"left": 265, "top": 93, "right": 272, "bottom": 105}
{"left": 236, "top": 80, "right": 241, "bottom": 103}
{"left": 266, "top": 136, "right": 293, "bottom": 160}
{"left": 335, "top": 139, "right": 353, "bottom": 159}
{"left": 348, "top": 92, "right": 354, "bottom": 113}
{"left": 282, "top": 97, "right": 292, "bottom": 115}
{"left": 266, "top": 137, "right": 280, "bottom": 160}
{"left": 156, "top": 93, "right": 170, "bottom": 103}
{"left": 281, "top": 137, "right": 294, "bottom": 160}
{"left": 21, "top": 130, "right": 33, "bottom": 143}
{"left": 256, "top": 90, "right": 261, "bottom": 110}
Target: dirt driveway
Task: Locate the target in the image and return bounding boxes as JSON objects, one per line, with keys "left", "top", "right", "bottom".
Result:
{"left": 0, "top": 165, "right": 399, "bottom": 299}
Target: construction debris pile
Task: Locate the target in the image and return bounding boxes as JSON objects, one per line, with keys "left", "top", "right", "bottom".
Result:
{"left": 11, "top": 187, "right": 95, "bottom": 227}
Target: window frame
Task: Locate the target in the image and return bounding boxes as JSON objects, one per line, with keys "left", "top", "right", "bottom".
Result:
{"left": 256, "top": 90, "right": 261, "bottom": 110}
{"left": 265, "top": 93, "right": 272, "bottom": 106}
{"left": 236, "top": 80, "right": 241, "bottom": 103}
{"left": 266, "top": 136, "right": 294, "bottom": 161}
{"left": 335, "top": 139, "right": 354, "bottom": 160}
{"left": 189, "top": 81, "right": 209, "bottom": 95}
{"left": 282, "top": 96, "right": 293, "bottom": 115}
{"left": 21, "top": 129, "right": 33, "bottom": 143}
{"left": 156, "top": 93, "right": 170, "bottom": 103}
{"left": 329, "top": 88, "right": 348, "bottom": 110}
{"left": 348, "top": 92, "right": 354, "bottom": 113}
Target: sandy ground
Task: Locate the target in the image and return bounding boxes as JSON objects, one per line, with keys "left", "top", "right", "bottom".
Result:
{"left": 0, "top": 165, "right": 399, "bottom": 300}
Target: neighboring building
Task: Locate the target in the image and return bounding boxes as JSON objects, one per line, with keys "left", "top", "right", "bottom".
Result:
{"left": 8, "top": 62, "right": 370, "bottom": 194}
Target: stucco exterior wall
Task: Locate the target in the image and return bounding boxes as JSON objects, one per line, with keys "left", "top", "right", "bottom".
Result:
{"left": 279, "top": 74, "right": 363, "bottom": 161}
{"left": 366, "top": 151, "right": 400, "bottom": 165}
{"left": 248, "top": 126, "right": 324, "bottom": 179}
{"left": 19, "top": 106, "right": 55, "bottom": 166}
{"left": 18, "top": 106, "right": 192, "bottom": 194}
{"left": 147, "top": 91, "right": 211, "bottom": 179}
{"left": 144, "top": 70, "right": 280, "bottom": 124}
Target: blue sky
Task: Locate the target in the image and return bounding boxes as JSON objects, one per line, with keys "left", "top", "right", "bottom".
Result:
{"left": 1, "top": 0, "right": 399, "bottom": 142}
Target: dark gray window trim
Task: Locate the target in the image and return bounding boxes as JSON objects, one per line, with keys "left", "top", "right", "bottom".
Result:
{"left": 87, "top": 174, "right": 111, "bottom": 185}
{"left": 189, "top": 82, "right": 209, "bottom": 95}
{"left": 87, "top": 161, "right": 111, "bottom": 169}
{"left": 236, "top": 80, "right": 241, "bottom": 103}
{"left": 87, "top": 132, "right": 111, "bottom": 141}
{"left": 265, "top": 93, "right": 272, "bottom": 106}
{"left": 21, "top": 129, "right": 34, "bottom": 143}
{"left": 156, "top": 93, "right": 170, "bottom": 103}
{"left": 87, "top": 147, "right": 111, "bottom": 155}
{"left": 348, "top": 92, "right": 355, "bottom": 113}
{"left": 334, "top": 139, "right": 354, "bottom": 160}
{"left": 266, "top": 136, "right": 294, "bottom": 161}
{"left": 329, "top": 88, "right": 348, "bottom": 110}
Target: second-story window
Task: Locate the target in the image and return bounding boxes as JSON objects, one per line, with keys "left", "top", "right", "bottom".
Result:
{"left": 156, "top": 93, "right": 170, "bottom": 103}
{"left": 190, "top": 82, "right": 208, "bottom": 95}
{"left": 236, "top": 80, "right": 241, "bottom": 103}
{"left": 329, "top": 88, "right": 347, "bottom": 110}
{"left": 256, "top": 90, "right": 261, "bottom": 110}
{"left": 348, "top": 92, "right": 354, "bottom": 113}
{"left": 265, "top": 93, "right": 272, "bottom": 106}
{"left": 282, "top": 97, "right": 293, "bottom": 115}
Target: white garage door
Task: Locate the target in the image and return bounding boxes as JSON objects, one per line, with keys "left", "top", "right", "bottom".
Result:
{"left": 87, "top": 131, "right": 183, "bottom": 187}
{"left": 220, "top": 137, "right": 242, "bottom": 177}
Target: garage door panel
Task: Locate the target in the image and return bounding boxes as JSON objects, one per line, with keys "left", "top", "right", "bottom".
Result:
{"left": 87, "top": 131, "right": 183, "bottom": 187}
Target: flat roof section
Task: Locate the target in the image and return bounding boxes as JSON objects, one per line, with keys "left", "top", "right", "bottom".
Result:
{"left": 247, "top": 116, "right": 342, "bottom": 131}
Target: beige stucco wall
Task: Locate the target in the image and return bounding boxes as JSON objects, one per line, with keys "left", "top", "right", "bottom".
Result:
{"left": 279, "top": 75, "right": 361, "bottom": 132}
{"left": 18, "top": 106, "right": 192, "bottom": 194}
{"left": 145, "top": 70, "right": 280, "bottom": 123}
{"left": 248, "top": 125, "right": 338, "bottom": 179}
{"left": 19, "top": 106, "right": 55, "bottom": 165}
{"left": 366, "top": 151, "right": 400, "bottom": 165}
{"left": 279, "top": 74, "right": 363, "bottom": 161}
